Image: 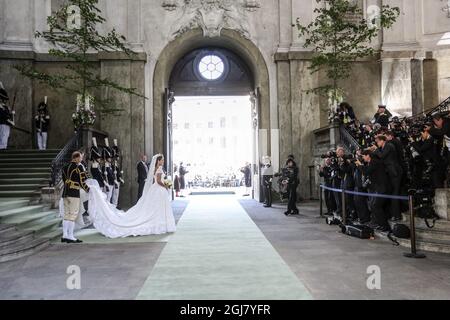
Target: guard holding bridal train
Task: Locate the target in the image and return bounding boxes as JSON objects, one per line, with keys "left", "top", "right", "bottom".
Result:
{"left": 61, "top": 151, "right": 90, "bottom": 243}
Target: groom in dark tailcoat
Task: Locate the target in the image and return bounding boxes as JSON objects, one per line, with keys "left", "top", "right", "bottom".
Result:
{"left": 137, "top": 154, "right": 149, "bottom": 201}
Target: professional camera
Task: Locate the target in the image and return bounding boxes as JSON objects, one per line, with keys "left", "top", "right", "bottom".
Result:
{"left": 321, "top": 151, "right": 337, "bottom": 159}
{"left": 413, "top": 189, "right": 438, "bottom": 220}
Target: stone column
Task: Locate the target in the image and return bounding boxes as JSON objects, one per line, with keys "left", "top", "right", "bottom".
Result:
{"left": 381, "top": 53, "right": 413, "bottom": 116}
{"left": 276, "top": 58, "right": 292, "bottom": 164}
{"left": 411, "top": 58, "right": 424, "bottom": 115}
{"left": 423, "top": 57, "right": 439, "bottom": 109}
{"left": 278, "top": 0, "right": 291, "bottom": 52}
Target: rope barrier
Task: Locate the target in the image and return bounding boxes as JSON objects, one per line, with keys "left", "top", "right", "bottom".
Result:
{"left": 320, "top": 185, "right": 409, "bottom": 201}
{"left": 318, "top": 184, "right": 426, "bottom": 259}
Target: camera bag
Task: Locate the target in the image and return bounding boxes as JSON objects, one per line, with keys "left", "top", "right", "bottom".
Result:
{"left": 340, "top": 224, "right": 374, "bottom": 239}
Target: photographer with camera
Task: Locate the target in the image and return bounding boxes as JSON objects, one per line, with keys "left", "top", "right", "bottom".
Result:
{"left": 353, "top": 150, "right": 371, "bottom": 224}
{"left": 370, "top": 135, "right": 403, "bottom": 221}
{"left": 356, "top": 150, "right": 390, "bottom": 231}
{"left": 373, "top": 105, "right": 392, "bottom": 128}
{"left": 319, "top": 157, "right": 337, "bottom": 215}
{"left": 426, "top": 113, "right": 450, "bottom": 188}
{"left": 276, "top": 158, "right": 299, "bottom": 216}
{"left": 338, "top": 149, "right": 357, "bottom": 221}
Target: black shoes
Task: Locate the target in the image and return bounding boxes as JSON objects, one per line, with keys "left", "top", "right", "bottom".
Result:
{"left": 390, "top": 217, "right": 402, "bottom": 222}
{"left": 61, "top": 238, "right": 83, "bottom": 244}
{"left": 284, "top": 210, "right": 299, "bottom": 216}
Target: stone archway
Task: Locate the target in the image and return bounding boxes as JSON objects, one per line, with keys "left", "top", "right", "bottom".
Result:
{"left": 152, "top": 28, "right": 271, "bottom": 157}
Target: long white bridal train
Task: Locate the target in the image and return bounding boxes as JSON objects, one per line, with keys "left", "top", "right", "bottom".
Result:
{"left": 85, "top": 171, "right": 176, "bottom": 238}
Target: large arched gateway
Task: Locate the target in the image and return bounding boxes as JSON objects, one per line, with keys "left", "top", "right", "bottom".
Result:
{"left": 151, "top": 29, "right": 272, "bottom": 200}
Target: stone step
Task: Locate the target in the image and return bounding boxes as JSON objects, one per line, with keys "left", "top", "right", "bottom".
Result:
{"left": 24, "top": 217, "right": 61, "bottom": 236}
{"left": 0, "top": 149, "right": 61, "bottom": 157}
{"left": 0, "top": 177, "right": 49, "bottom": 184}
{"left": 0, "top": 205, "right": 47, "bottom": 220}
{"left": 0, "top": 172, "right": 50, "bottom": 179}
{"left": 1, "top": 210, "right": 55, "bottom": 227}
{"left": 402, "top": 215, "right": 450, "bottom": 233}
{"left": 40, "top": 228, "right": 63, "bottom": 241}
{"left": 0, "top": 158, "right": 55, "bottom": 164}
{"left": 394, "top": 237, "right": 450, "bottom": 255}
{"left": 0, "top": 154, "right": 56, "bottom": 160}
{"left": 0, "top": 162, "right": 52, "bottom": 168}
{"left": 0, "top": 190, "right": 40, "bottom": 198}
{"left": 0, "top": 168, "right": 51, "bottom": 174}
{"left": 0, "top": 199, "right": 30, "bottom": 212}
{"left": 0, "top": 224, "right": 17, "bottom": 235}
{"left": 416, "top": 229, "right": 450, "bottom": 242}
{"left": 0, "top": 237, "right": 50, "bottom": 263}
{"left": 0, "top": 229, "right": 35, "bottom": 249}
{"left": 0, "top": 184, "right": 44, "bottom": 191}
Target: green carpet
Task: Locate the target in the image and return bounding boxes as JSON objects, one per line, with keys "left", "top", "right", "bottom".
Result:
{"left": 136, "top": 196, "right": 313, "bottom": 300}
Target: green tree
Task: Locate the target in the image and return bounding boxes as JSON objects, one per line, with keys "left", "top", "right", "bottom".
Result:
{"left": 296, "top": 0, "right": 399, "bottom": 114}
{"left": 15, "top": 0, "right": 145, "bottom": 115}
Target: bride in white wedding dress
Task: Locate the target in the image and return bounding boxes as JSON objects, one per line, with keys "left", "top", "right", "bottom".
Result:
{"left": 86, "top": 154, "right": 176, "bottom": 238}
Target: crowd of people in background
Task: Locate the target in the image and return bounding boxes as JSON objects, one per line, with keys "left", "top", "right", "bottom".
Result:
{"left": 320, "top": 102, "right": 448, "bottom": 232}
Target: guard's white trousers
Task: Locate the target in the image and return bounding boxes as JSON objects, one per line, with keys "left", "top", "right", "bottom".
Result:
{"left": 112, "top": 186, "right": 120, "bottom": 207}
{"left": 106, "top": 184, "right": 114, "bottom": 203}
{"left": 0, "top": 124, "right": 10, "bottom": 149}
{"left": 37, "top": 132, "right": 48, "bottom": 150}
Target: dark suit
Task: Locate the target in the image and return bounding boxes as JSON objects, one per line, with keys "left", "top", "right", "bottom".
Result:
{"left": 353, "top": 165, "right": 370, "bottom": 223}
{"left": 429, "top": 119, "right": 450, "bottom": 188}
{"left": 373, "top": 143, "right": 402, "bottom": 219}
{"left": 412, "top": 137, "right": 439, "bottom": 188}
{"left": 362, "top": 158, "right": 390, "bottom": 227}
{"left": 137, "top": 161, "right": 149, "bottom": 200}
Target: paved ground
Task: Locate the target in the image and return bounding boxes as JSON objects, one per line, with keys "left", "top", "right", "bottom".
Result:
{"left": 0, "top": 200, "right": 188, "bottom": 300}
{"left": 240, "top": 200, "right": 450, "bottom": 300}
{"left": 0, "top": 197, "right": 449, "bottom": 300}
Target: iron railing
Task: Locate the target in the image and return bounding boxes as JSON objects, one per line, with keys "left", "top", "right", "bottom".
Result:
{"left": 339, "top": 124, "right": 361, "bottom": 153}
{"left": 50, "top": 132, "right": 81, "bottom": 187}
{"left": 408, "top": 96, "right": 450, "bottom": 122}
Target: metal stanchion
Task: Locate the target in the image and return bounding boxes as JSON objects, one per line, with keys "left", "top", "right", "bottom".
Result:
{"left": 404, "top": 193, "right": 426, "bottom": 259}
{"left": 341, "top": 188, "right": 346, "bottom": 225}
{"left": 319, "top": 185, "right": 323, "bottom": 217}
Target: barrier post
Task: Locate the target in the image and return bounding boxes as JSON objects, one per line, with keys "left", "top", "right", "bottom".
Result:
{"left": 341, "top": 188, "right": 346, "bottom": 225}
{"left": 319, "top": 185, "right": 323, "bottom": 217}
{"left": 404, "top": 193, "right": 426, "bottom": 259}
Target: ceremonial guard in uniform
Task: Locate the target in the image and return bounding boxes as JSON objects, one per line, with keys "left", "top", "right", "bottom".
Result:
{"left": 102, "top": 138, "right": 115, "bottom": 203}
{"left": 261, "top": 156, "right": 273, "bottom": 208}
{"left": 0, "top": 84, "right": 14, "bottom": 150}
{"left": 90, "top": 137, "right": 108, "bottom": 194}
{"left": 35, "top": 99, "right": 50, "bottom": 150}
{"left": 137, "top": 154, "right": 149, "bottom": 201}
{"left": 61, "top": 151, "right": 90, "bottom": 243}
{"left": 111, "top": 139, "right": 124, "bottom": 208}
{"left": 77, "top": 150, "right": 91, "bottom": 225}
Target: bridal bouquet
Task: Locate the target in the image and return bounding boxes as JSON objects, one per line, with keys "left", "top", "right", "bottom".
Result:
{"left": 163, "top": 177, "right": 173, "bottom": 189}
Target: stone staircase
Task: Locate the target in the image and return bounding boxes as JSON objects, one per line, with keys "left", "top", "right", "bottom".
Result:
{"left": 376, "top": 215, "right": 450, "bottom": 254}
{"left": 0, "top": 149, "right": 63, "bottom": 262}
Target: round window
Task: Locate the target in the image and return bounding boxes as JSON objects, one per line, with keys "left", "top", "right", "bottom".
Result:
{"left": 198, "top": 54, "right": 225, "bottom": 80}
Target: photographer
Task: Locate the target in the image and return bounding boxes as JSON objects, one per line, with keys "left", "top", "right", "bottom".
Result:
{"left": 353, "top": 150, "right": 370, "bottom": 224}
{"left": 370, "top": 135, "right": 403, "bottom": 221}
{"left": 278, "top": 158, "right": 299, "bottom": 216}
{"left": 356, "top": 150, "right": 390, "bottom": 231}
{"left": 338, "top": 150, "right": 357, "bottom": 220}
{"left": 410, "top": 125, "right": 439, "bottom": 189}
{"left": 427, "top": 113, "right": 450, "bottom": 188}
{"left": 319, "top": 157, "right": 336, "bottom": 215}
{"left": 373, "top": 105, "right": 392, "bottom": 128}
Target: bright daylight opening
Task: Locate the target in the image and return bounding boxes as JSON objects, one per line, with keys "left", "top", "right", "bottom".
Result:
{"left": 172, "top": 96, "right": 253, "bottom": 194}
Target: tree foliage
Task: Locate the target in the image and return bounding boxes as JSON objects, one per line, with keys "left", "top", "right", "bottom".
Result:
{"left": 296, "top": 0, "right": 400, "bottom": 105}
{"left": 15, "top": 0, "right": 145, "bottom": 115}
